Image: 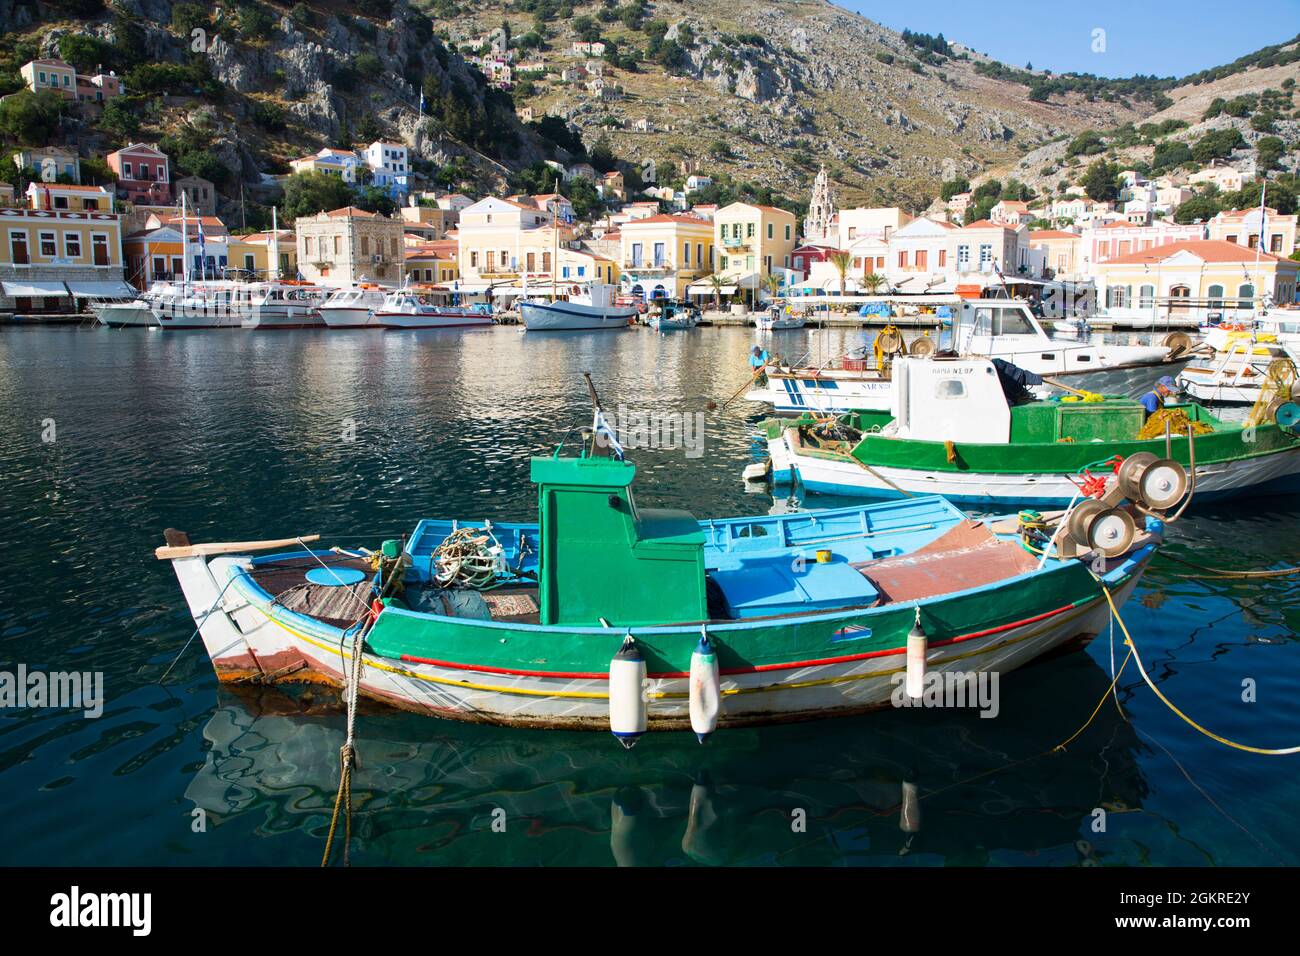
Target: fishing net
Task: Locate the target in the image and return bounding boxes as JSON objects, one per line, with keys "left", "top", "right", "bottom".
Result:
{"left": 1137, "top": 407, "right": 1214, "bottom": 441}
{"left": 1245, "top": 357, "right": 1299, "bottom": 429}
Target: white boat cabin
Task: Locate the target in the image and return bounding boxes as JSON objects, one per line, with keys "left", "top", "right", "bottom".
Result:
{"left": 887, "top": 357, "right": 1011, "bottom": 444}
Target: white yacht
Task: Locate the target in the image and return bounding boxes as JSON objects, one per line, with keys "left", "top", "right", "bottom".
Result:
{"left": 239, "top": 282, "right": 327, "bottom": 329}
{"left": 373, "top": 290, "right": 495, "bottom": 329}
{"left": 318, "top": 286, "right": 389, "bottom": 328}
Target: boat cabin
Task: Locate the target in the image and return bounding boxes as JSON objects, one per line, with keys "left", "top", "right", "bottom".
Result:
{"left": 886, "top": 356, "right": 1146, "bottom": 445}
{"left": 954, "top": 299, "right": 1054, "bottom": 353}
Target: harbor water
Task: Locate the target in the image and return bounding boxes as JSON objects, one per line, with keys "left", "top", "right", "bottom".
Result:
{"left": 0, "top": 324, "right": 1296, "bottom": 866}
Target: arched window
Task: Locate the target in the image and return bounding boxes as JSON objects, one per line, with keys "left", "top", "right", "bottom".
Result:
{"left": 1107, "top": 285, "right": 1129, "bottom": 309}
{"left": 1138, "top": 284, "right": 1155, "bottom": 308}
{"left": 1168, "top": 284, "right": 1190, "bottom": 309}
{"left": 1207, "top": 284, "right": 1224, "bottom": 309}
{"left": 1237, "top": 283, "right": 1255, "bottom": 309}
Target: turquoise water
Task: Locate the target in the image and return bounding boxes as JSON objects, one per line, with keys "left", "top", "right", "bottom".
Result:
{"left": 0, "top": 325, "right": 1296, "bottom": 867}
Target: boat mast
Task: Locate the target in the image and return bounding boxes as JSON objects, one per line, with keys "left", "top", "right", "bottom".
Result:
{"left": 1253, "top": 181, "right": 1266, "bottom": 317}
{"left": 180, "top": 191, "right": 189, "bottom": 290}
{"left": 551, "top": 172, "right": 559, "bottom": 303}
{"left": 269, "top": 206, "right": 279, "bottom": 282}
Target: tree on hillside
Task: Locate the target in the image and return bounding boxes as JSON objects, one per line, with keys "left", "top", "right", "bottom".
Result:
{"left": 940, "top": 177, "right": 970, "bottom": 201}
{"left": 1173, "top": 194, "right": 1220, "bottom": 224}
{"left": 0, "top": 90, "right": 66, "bottom": 143}
{"left": 282, "top": 171, "right": 359, "bottom": 221}
{"left": 1081, "top": 160, "right": 1121, "bottom": 202}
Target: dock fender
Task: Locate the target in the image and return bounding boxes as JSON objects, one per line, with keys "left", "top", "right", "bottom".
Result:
{"left": 689, "top": 628, "right": 721, "bottom": 743}
{"left": 609, "top": 634, "right": 647, "bottom": 748}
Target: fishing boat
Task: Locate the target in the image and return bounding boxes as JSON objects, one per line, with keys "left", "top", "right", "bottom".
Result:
{"left": 318, "top": 285, "right": 389, "bottom": 328}
{"left": 1177, "top": 336, "right": 1297, "bottom": 405}
{"left": 747, "top": 299, "right": 1193, "bottom": 414}
{"left": 521, "top": 283, "right": 637, "bottom": 331}
{"left": 156, "top": 382, "right": 1177, "bottom": 740}
{"left": 760, "top": 355, "right": 1300, "bottom": 506}
{"left": 754, "top": 305, "right": 806, "bottom": 331}
{"left": 648, "top": 301, "right": 700, "bottom": 331}
{"left": 373, "top": 289, "right": 494, "bottom": 329}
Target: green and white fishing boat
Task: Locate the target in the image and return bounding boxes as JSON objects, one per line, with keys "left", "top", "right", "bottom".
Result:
{"left": 762, "top": 356, "right": 1300, "bottom": 507}
{"left": 157, "top": 387, "right": 1182, "bottom": 744}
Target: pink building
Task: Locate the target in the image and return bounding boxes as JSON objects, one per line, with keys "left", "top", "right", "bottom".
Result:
{"left": 106, "top": 144, "right": 171, "bottom": 205}
{"left": 1080, "top": 220, "right": 1205, "bottom": 274}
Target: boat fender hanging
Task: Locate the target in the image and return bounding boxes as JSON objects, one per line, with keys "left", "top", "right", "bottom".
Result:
{"left": 689, "top": 628, "right": 721, "bottom": 743}
{"left": 900, "top": 768, "right": 921, "bottom": 836}
{"left": 906, "top": 607, "right": 927, "bottom": 699}
{"left": 609, "top": 634, "right": 647, "bottom": 749}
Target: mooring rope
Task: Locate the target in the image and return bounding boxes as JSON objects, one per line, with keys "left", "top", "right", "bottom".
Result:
{"left": 322, "top": 630, "right": 364, "bottom": 866}
{"left": 156, "top": 575, "right": 240, "bottom": 684}
{"left": 1154, "top": 551, "right": 1300, "bottom": 579}
{"left": 1099, "top": 584, "right": 1300, "bottom": 755}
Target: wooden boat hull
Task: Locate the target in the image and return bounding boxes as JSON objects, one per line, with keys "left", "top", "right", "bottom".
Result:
{"left": 162, "top": 499, "right": 1158, "bottom": 730}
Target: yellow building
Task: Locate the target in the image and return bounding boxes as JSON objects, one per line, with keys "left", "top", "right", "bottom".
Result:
{"left": 1028, "top": 229, "right": 1083, "bottom": 280}
{"left": 1093, "top": 239, "right": 1298, "bottom": 318}
{"left": 1, "top": 206, "right": 128, "bottom": 312}
{"left": 456, "top": 195, "right": 567, "bottom": 292}
{"left": 713, "top": 202, "right": 797, "bottom": 299}
{"left": 404, "top": 238, "right": 460, "bottom": 285}
{"left": 229, "top": 229, "right": 298, "bottom": 279}
{"left": 619, "top": 213, "right": 715, "bottom": 300}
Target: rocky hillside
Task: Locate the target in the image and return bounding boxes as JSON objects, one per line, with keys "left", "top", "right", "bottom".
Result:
{"left": 1, "top": 0, "right": 1296, "bottom": 219}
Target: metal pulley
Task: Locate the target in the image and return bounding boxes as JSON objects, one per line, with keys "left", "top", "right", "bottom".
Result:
{"left": 1116, "top": 453, "right": 1187, "bottom": 510}
{"left": 909, "top": 336, "right": 936, "bottom": 357}
{"left": 1066, "top": 499, "right": 1136, "bottom": 557}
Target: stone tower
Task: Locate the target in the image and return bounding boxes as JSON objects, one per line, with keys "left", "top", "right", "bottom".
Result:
{"left": 804, "top": 165, "right": 835, "bottom": 244}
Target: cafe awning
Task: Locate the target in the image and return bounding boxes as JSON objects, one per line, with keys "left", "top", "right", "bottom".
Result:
{"left": 65, "top": 280, "right": 136, "bottom": 298}
{"left": 2, "top": 280, "right": 71, "bottom": 297}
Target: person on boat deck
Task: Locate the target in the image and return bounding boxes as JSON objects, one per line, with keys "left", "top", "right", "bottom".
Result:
{"left": 1139, "top": 376, "right": 1177, "bottom": 419}
{"left": 750, "top": 345, "right": 771, "bottom": 384}
{"left": 991, "top": 358, "right": 1044, "bottom": 406}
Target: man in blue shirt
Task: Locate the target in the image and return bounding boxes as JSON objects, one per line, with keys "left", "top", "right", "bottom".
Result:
{"left": 1139, "top": 376, "right": 1177, "bottom": 418}
{"left": 749, "top": 345, "right": 770, "bottom": 386}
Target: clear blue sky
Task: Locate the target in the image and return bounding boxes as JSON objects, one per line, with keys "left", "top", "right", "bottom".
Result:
{"left": 842, "top": 1, "right": 1300, "bottom": 78}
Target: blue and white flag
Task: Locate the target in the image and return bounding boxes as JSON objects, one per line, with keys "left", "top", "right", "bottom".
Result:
{"left": 561, "top": 206, "right": 574, "bottom": 225}
{"left": 419, "top": 89, "right": 426, "bottom": 116}
{"left": 593, "top": 408, "right": 624, "bottom": 460}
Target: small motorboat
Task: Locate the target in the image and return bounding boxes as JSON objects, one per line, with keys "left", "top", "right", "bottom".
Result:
{"left": 648, "top": 301, "right": 700, "bottom": 331}
{"left": 373, "top": 289, "right": 494, "bottom": 329}
{"left": 157, "top": 383, "right": 1175, "bottom": 739}
{"left": 522, "top": 283, "right": 637, "bottom": 331}
{"left": 754, "top": 305, "right": 806, "bottom": 331}
{"left": 318, "top": 285, "right": 389, "bottom": 328}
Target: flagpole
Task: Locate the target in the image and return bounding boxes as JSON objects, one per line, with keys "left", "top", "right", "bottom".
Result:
{"left": 1253, "top": 181, "right": 1266, "bottom": 318}
{"left": 180, "top": 191, "right": 189, "bottom": 290}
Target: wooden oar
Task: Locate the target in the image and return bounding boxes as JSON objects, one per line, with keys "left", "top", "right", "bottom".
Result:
{"left": 1040, "top": 376, "right": 1090, "bottom": 397}
{"left": 155, "top": 534, "right": 321, "bottom": 560}
{"left": 712, "top": 363, "right": 768, "bottom": 411}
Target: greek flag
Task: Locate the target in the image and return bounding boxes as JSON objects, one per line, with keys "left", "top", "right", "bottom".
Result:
{"left": 593, "top": 408, "right": 624, "bottom": 460}
{"left": 561, "top": 206, "right": 574, "bottom": 225}
{"left": 419, "top": 89, "right": 426, "bottom": 116}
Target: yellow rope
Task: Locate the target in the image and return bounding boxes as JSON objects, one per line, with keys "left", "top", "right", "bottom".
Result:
{"left": 1099, "top": 584, "right": 1300, "bottom": 756}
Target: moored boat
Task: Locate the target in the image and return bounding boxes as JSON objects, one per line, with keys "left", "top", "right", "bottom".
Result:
{"left": 156, "top": 395, "right": 1178, "bottom": 738}
{"left": 754, "top": 305, "right": 806, "bottom": 331}
{"left": 747, "top": 299, "right": 1193, "bottom": 414}
{"left": 648, "top": 301, "right": 700, "bottom": 331}
{"left": 522, "top": 284, "right": 637, "bottom": 331}
{"left": 373, "top": 289, "right": 495, "bottom": 329}
{"left": 761, "top": 355, "right": 1300, "bottom": 506}
{"left": 318, "top": 285, "right": 389, "bottom": 328}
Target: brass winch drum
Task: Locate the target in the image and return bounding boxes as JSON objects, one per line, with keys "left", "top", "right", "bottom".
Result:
{"left": 1118, "top": 452, "right": 1187, "bottom": 509}
{"left": 1161, "top": 330, "right": 1193, "bottom": 356}
{"left": 1087, "top": 508, "right": 1137, "bottom": 558}
{"left": 876, "top": 329, "right": 904, "bottom": 355}
{"left": 1066, "top": 498, "right": 1109, "bottom": 547}
{"left": 909, "top": 336, "right": 936, "bottom": 357}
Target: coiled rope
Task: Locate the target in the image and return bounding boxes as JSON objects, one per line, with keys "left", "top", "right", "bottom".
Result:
{"left": 322, "top": 629, "right": 364, "bottom": 866}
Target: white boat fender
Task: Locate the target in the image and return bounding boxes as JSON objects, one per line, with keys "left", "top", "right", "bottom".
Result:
{"left": 610, "top": 786, "right": 649, "bottom": 867}
{"left": 689, "top": 628, "right": 721, "bottom": 743}
{"left": 905, "top": 607, "right": 927, "bottom": 700}
{"left": 609, "top": 634, "right": 647, "bottom": 748}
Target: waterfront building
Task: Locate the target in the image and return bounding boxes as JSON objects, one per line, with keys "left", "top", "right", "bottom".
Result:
{"left": 1080, "top": 219, "right": 1205, "bottom": 274}
{"left": 885, "top": 217, "right": 959, "bottom": 291}
{"left": 295, "top": 206, "right": 405, "bottom": 286}
{"left": 456, "top": 196, "right": 568, "bottom": 291}
{"left": 105, "top": 143, "right": 171, "bottom": 205}
{"left": 714, "top": 202, "right": 798, "bottom": 285}
{"left": 229, "top": 229, "right": 297, "bottom": 279}
{"left": 619, "top": 213, "right": 715, "bottom": 301}
{"left": 404, "top": 237, "right": 460, "bottom": 285}
{"left": 1, "top": 203, "right": 127, "bottom": 312}
{"left": 1092, "top": 239, "right": 1298, "bottom": 315}
{"left": 1028, "top": 229, "right": 1084, "bottom": 280}
{"left": 953, "top": 220, "right": 1032, "bottom": 278}
{"left": 1208, "top": 206, "right": 1298, "bottom": 257}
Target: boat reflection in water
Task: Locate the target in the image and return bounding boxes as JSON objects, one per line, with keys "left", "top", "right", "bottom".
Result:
{"left": 186, "top": 647, "right": 1147, "bottom": 866}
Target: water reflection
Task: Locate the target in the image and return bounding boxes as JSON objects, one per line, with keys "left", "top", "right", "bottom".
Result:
{"left": 187, "top": 647, "right": 1148, "bottom": 866}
